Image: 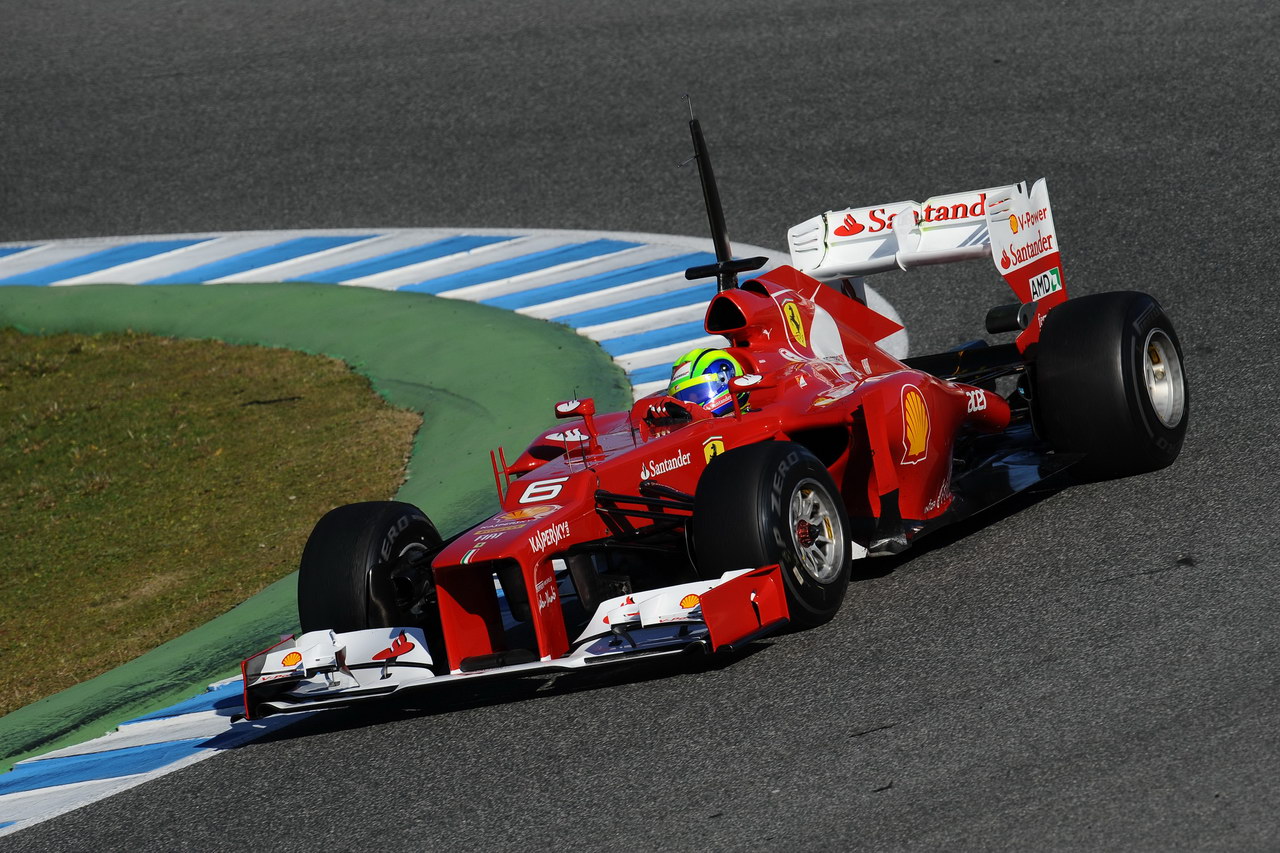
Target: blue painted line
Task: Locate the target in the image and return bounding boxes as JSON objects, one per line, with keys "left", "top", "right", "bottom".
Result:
{"left": 554, "top": 282, "right": 717, "bottom": 327}
{"left": 288, "top": 235, "right": 516, "bottom": 283}
{"left": 481, "top": 252, "right": 712, "bottom": 311}
{"left": 0, "top": 738, "right": 210, "bottom": 796}
{"left": 0, "top": 820, "right": 14, "bottom": 830}
{"left": 0, "top": 240, "right": 210, "bottom": 286}
{"left": 628, "top": 362, "right": 678, "bottom": 386}
{"left": 398, "top": 239, "right": 639, "bottom": 294}
{"left": 599, "top": 320, "right": 708, "bottom": 356}
{"left": 143, "top": 236, "right": 374, "bottom": 284}
{"left": 122, "top": 680, "right": 244, "bottom": 723}
{"left": 0, "top": 247, "right": 32, "bottom": 260}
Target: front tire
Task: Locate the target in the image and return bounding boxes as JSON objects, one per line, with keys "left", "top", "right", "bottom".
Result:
{"left": 298, "top": 501, "right": 442, "bottom": 633}
{"left": 1035, "top": 290, "right": 1189, "bottom": 479}
{"left": 693, "top": 442, "right": 852, "bottom": 629}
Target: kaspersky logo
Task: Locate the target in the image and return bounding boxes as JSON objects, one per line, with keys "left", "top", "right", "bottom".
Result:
{"left": 640, "top": 450, "right": 691, "bottom": 480}
{"left": 528, "top": 521, "right": 571, "bottom": 554}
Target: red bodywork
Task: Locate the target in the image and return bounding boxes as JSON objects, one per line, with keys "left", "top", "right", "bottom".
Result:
{"left": 425, "top": 265, "right": 1012, "bottom": 673}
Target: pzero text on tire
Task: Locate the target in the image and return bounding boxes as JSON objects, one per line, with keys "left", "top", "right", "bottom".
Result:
{"left": 298, "top": 501, "right": 442, "bottom": 634}
{"left": 1035, "top": 290, "right": 1189, "bottom": 479}
{"left": 693, "top": 442, "right": 852, "bottom": 628}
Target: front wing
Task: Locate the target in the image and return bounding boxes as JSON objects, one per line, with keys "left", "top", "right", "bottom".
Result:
{"left": 240, "top": 565, "right": 788, "bottom": 719}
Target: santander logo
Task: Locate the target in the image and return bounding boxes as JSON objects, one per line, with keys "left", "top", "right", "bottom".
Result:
{"left": 917, "top": 192, "right": 988, "bottom": 225}
{"left": 1007, "top": 234, "right": 1055, "bottom": 266}
{"left": 833, "top": 212, "right": 864, "bottom": 237}
{"left": 640, "top": 450, "right": 691, "bottom": 480}
{"left": 1000, "top": 233, "right": 1055, "bottom": 271}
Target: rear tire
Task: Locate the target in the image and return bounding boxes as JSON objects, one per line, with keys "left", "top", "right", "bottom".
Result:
{"left": 693, "top": 442, "right": 851, "bottom": 629}
{"left": 1035, "top": 291, "right": 1188, "bottom": 479}
{"left": 298, "top": 501, "right": 442, "bottom": 633}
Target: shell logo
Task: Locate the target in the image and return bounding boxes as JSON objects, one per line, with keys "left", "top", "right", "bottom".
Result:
{"left": 1008, "top": 213, "right": 1020, "bottom": 234}
{"left": 281, "top": 651, "right": 302, "bottom": 667}
{"left": 679, "top": 593, "right": 701, "bottom": 609}
{"left": 901, "top": 385, "right": 930, "bottom": 464}
{"left": 497, "top": 504, "right": 557, "bottom": 521}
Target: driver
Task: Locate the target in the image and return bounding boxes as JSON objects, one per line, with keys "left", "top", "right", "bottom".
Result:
{"left": 667, "top": 348, "right": 744, "bottom": 416}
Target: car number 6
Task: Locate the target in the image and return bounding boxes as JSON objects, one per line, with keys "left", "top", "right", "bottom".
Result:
{"left": 519, "top": 477, "right": 569, "bottom": 504}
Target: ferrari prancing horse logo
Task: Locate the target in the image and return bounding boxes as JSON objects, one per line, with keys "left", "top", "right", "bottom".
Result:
{"left": 781, "top": 301, "right": 807, "bottom": 348}
{"left": 703, "top": 436, "right": 726, "bottom": 463}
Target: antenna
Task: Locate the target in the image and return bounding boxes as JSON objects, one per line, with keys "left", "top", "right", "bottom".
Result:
{"left": 679, "top": 96, "right": 767, "bottom": 292}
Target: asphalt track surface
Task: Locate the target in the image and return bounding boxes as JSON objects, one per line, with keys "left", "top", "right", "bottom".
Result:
{"left": 2, "top": 0, "right": 1277, "bottom": 850}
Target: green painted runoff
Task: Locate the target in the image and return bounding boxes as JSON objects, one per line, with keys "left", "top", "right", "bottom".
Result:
{"left": 0, "top": 283, "right": 631, "bottom": 770}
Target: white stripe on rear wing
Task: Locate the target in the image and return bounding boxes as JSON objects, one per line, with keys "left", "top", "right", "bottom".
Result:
{"left": 788, "top": 179, "right": 1060, "bottom": 288}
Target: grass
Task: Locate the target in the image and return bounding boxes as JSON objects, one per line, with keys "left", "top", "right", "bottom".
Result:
{"left": 0, "top": 328, "right": 421, "bottom": 716}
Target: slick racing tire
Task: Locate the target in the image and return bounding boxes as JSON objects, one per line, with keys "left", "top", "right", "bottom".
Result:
{"left": 298, "top": 501, "right": 442, "bottom": 633}
{"left": 1035, "top": 290, "right": 1188, "bottom": 480}
{"left": 693, "top": 442, "right": 852, "bottom": 629}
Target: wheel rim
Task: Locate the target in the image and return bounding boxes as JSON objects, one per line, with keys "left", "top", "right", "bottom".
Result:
{"left": 1141, "top": 329, "right": 1186, "bottom": 428}
{"left": 789, "top": 478, "right": 844, "bottom": 583}
{"left": 388, "top": 542, "right": 429, "bottom": 607}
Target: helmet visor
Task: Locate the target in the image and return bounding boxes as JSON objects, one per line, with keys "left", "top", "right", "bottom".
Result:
{"left": 670, "top": 374, "right": 734, "bottom": 415}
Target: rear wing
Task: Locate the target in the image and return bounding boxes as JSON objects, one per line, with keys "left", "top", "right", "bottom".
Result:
{"left": 787, "top": 179, "right": 1066, "bottom": 310}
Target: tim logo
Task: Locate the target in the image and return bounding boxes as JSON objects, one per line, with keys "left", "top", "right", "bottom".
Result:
{"left": 1029, "top": 267, "right": 1062, "bottom": 301}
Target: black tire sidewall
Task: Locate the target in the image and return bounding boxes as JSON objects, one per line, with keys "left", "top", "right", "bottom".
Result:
{"left": 298, "top": 501, "right": 440, "bottom": 633}
{"left": 694, "top": 442, "right": 851, "bottom": 628}
{"left": 1036, "top": 291, "right": 1188, "bottom": 478}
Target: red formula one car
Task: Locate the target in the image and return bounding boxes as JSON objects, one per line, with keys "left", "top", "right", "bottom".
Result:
{"left": 241, "top": 118, "right": 1188, "bottom": 718}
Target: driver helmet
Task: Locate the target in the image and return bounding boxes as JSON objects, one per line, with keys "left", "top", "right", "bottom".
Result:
{"left": 667, "top": 348, "right": 744, "bottom": 416}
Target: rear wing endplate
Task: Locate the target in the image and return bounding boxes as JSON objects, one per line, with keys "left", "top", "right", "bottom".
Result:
{"left": 788, "top": 179, "right": 1066, "bottom": 308}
